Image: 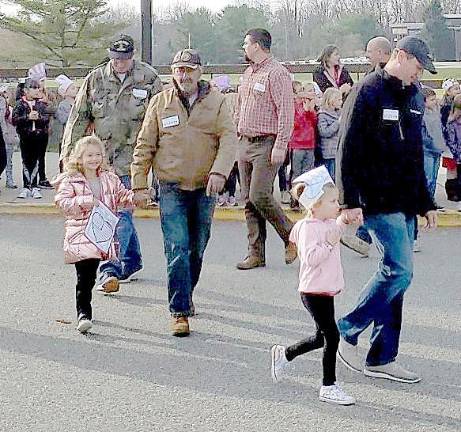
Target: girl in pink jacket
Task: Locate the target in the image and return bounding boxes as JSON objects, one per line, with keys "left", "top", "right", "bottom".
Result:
{"left": 54, "top": 136, "right": 133, "bottom": 333}
{"left": 270, "top": 166, "right": 361, "bottom": 405}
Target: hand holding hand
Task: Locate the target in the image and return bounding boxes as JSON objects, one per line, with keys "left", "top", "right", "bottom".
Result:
{"left": 206, "top": 173, "right": 226, "bottom": 196}
{"left": 341, "top": 208, "right": 363, "bottom": 225}
{"left": 339, "top": 83, "right": 352, "bottom": 94}
{"left": 133, "top": 189, "right": 150, "bottom": 208}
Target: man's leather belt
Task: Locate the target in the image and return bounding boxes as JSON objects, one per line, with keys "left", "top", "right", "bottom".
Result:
{"left": 245, "top": 135, "right": 276, "bottom": 143}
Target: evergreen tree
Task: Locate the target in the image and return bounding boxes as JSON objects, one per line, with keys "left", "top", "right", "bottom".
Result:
{"left": 421, "top": 0, "right": 455, "bottom": 61}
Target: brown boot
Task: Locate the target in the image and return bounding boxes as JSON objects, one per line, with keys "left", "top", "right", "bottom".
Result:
{"left": 285, "top": 242, "right": 297, "bottom": 264}
{"left": 236, "top": 255, "right": 266, "bottom": 270}
{"left": 96, "top": 276, "right": 120, "bottom": 293}
{"left": 171, "top": 316, "right": 190, "bottom": 337}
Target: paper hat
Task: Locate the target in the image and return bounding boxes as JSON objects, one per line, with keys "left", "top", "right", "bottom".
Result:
{"left": 442, "top": 79, "right": 459, "bottom": 92}
{"left": 28, "top": 62, "right": 46, "bottom": 82}
{"left": 292, "top": 165, "right": 335, "bottom": 209}
{"left": 55, "top": 74, "right": 74, "bottom": 96}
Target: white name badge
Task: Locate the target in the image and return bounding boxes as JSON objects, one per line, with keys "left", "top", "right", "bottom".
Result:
{"left": 410, "top": 109, "right": 422, "bottom": 115}
{"left": 132, "top": 88, "right": 148, "bottom": 99}
{"left": 383, "top": 109, "right": 399, "bottom": 121}
{"left": 162, "top": 115, "right": 180, "bottom": 128}
{"left": 254, "top": 82, "right": 266, "bottom": 92}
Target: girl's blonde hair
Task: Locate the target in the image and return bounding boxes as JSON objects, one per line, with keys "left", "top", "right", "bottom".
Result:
{"left": 291, "top": 182, "right": 338, "bottom": 217}
{"left": 448, "top": 94, "right": 461, "bottom": 122}
{"left": 66, "top": 135, "right": 108, "bottom": 175}
{"left": 322, "top": 87, "right": 342, "bottom": 110}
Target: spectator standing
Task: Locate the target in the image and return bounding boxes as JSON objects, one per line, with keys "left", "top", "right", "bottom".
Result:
{"left": 336, "top": 36, "right": 437, "bottom": 383}
{"left": 421, "top": 87, "right": 446, "bottom": 202}
{"left": 235, "top": 28, "right": 296, "bottom": 270}
{"left": 62, "top": 34, "right": 163, "bottom": 293}
{"left": 313, "top": 45, "right": 354, "bottom": 97}
{"left": 446, "top": 94, "right": 461, "bottom": 211}
{"left": 131, "top": 49, "right": 236, "bottom": 336}
{"left": 13, "top": 79, "right": 50, "bottom": 199}
{"left": 0, "top": 85, "right": 18, "bottom": 188}
{"left": 317, "top": 88, "right": 342, "bottom": 180}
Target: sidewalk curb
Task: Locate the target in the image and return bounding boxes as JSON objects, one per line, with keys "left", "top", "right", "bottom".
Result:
{"left": 1, "top": 202, "right": 461, "bottom": 226}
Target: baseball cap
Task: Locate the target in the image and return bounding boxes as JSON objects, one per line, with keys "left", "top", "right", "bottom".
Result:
{"left": 396, "top": 36, "right": 437, "bottom": 74}
{"left": 171, "top": 49, "right": 202, "bottom": 69}
{"left": 108, "top": 34, "right": 135, "bottom": 60}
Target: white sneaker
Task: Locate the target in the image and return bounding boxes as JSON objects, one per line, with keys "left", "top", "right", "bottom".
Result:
{"left": 17, "top": 188, "right": 30, "bottom": 199}
{"left": 319, "top": 383, "right": 355, "bottom": 405}
{"left": 270, "top": 344, "right": 289, "bottom": 382}
{"left": 77, "top": 316, "right": 92, "bottom": 333}
{"left": 31, "top": 187, "right": 42, "bottom": 199}
{"left": 364, "top": 361, "right": 421, "bottom": 383}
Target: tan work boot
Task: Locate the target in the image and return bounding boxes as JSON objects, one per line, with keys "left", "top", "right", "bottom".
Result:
{"left": 96, "top": 276, "right": 120, "bottom": 294}
{"left": 171, "top": 316, "right": 190, "bottom": 337}
{"left": 285, "top": 242, "right": 297, "bottom": 264}
{"left": 236, "top": 255, "right": 266, "bottom": 270}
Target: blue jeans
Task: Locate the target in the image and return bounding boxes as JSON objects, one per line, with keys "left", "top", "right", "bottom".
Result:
{"left": 338, "top": 213, "right": 415, "bottom": 366}
{"left": 99, "top": 175, "right": 142, "bottom": 280}
{"left": 159, "top": 183, "right": 215, "bottom": 317}
{"left": 290, "top": 149, "right": 315, "bottom": 181}
{"left": 423, "top": 152, "right": 441, "bottom": 200}
{"left": 320, "top": 158, "right": 335, "bottom": 181}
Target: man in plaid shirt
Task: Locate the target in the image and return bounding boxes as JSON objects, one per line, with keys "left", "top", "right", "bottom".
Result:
{"left": 236, "top": 28, "right": 297, "bottom": 270}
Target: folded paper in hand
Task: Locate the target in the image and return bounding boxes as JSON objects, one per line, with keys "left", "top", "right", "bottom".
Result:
{"left": 84, "top": 202, "right": 120, "bottom": 253}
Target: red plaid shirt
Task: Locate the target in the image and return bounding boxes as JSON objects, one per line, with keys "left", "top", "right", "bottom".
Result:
{"left": 236, "top": 57, "right": 294, "bottom": 155}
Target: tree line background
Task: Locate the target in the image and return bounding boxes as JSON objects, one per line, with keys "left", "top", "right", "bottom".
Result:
{"left": 0, "top": 0, "right": 460, "bottom": 68}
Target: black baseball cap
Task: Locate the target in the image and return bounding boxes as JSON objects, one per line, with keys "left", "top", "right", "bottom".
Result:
{"left": 396, "top": 36, "right": 437, "bottom": 74}
{"left": 108, "top": 34, "right": 135, "bottom": 60}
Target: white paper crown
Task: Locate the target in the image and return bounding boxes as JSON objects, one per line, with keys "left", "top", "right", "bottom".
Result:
{"left": 292, "top": 165, "right": 334, "bottom": 209}
{"left": 55, "top": 74, "right": 73, "bottom": 96}
{"left": 28, "top": 62, "right": 46, "bottom": 81}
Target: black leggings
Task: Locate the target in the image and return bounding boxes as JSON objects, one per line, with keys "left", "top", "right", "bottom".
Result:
{"left": 75, "top": 259, "right": 100, "bottom": 320}
{"left": 285, "top": 294, "right": 340, "bottom": 386}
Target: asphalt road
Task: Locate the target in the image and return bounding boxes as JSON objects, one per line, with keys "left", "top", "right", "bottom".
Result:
{"left": 0, "top": 215, "right": 460, "bottom": 432}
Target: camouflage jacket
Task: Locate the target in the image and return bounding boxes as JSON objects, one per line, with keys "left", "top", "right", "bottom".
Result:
{"left": 61, "top": 60, "right": 163, "bottom": 176}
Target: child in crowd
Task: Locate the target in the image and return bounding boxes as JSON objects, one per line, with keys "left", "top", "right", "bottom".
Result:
{"left": 421, "top": 87, "right": 446, "bottom": 202}
{"left": 0, "top": 85, "right": 19, "bottom": 188}
{"left": 288, "top": 81, "right": 317, "bottom": 209}
{"left": 55, "top": 75, "right": 78, "bottom": 158}
{"left": 446, "top": 94, "right": 461, "bottom": 211}
{"left": 54, "top": 136, "right": 133, "bottom": 333}
{"left": 440, "top": 79, "right": 461, "bottom": 202}
{"left": 317, "top": 88, "right": 342, "bottom": 179}
{"left": 12, "top": 78, "right": 50, "bottom": 199}
{"left": 270, "top": 166, "right": 360, "bottom": 405}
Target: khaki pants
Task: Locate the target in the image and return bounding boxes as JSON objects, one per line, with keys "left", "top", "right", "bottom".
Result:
{"left": 238, "top": 136, "right": 294, "bottom": 259}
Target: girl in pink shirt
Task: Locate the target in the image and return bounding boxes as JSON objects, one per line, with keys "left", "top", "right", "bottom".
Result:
{"left": 54, "top": 136, "right": 133, "bottom": 334}
{"left": 271, "top": 173, "right": 360, "bottom": 405}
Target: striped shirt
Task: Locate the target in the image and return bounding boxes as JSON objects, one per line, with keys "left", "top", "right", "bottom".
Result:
{"left": 236, "top": 56, "right": 294, "bottom": 155}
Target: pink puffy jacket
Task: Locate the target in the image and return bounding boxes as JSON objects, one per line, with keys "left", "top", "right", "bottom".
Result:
{"left": 54, "top": 171, "right": 133, "bottom": 264}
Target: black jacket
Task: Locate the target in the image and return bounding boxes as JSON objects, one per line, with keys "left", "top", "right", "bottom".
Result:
{"left": 336, "top": 68, "right": 435, "bottom": 216}
{"left": 12, "top": 99, "right": 50, "bottom": 137}
{"left": 313, "top": 65, "right": 354, "bottom": 94}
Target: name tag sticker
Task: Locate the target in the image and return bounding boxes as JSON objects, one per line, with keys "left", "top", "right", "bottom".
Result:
{"left": 132, "top": 88, "right": 148, "bottom": 99}
{"left": 162, "top": 115, "right": 180, "bottom": 128}
{"left": 410, "top": 109, "right": 422, "bottom": 115}
{"left": 254, "top": 82, "right": 266, "bottom": 92}
{"left": 383, "top": 109, "right": 399, "bottom": 121}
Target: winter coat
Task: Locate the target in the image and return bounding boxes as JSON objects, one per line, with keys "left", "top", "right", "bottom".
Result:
{"left": 313, "top": 65, "right": 354, "bottom": 94}
{"left": 12, "top": 98, "right": 50, "bottom": 138}
{"left": 422, "top": 108, "right": 446, "bottom": 155}
{"left": 288, "top": 100, "right": 317, "bottom": 150}
{"left": 54, "top": 171, "right": 133, "bottom": 264}
{"left": 336, "top": 68, "right": 434, "bottom": 216}
{"left": 446, "top": 118, "right": 461, "bottom": 164}
{"left": 132, "top": 80, "right": 236, "bottom": 191}
{"left": 317, "top": 109, "right": 340, "bottom": 159}
{"left": 289, "top": 217, "right": 346, "bottom": 296}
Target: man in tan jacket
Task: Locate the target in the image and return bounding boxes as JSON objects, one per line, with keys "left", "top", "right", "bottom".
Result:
{"left": 131, "top": 49, "right": 236, "bottom": 337}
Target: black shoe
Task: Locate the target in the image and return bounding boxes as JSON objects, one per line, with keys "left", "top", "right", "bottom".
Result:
{"left": 38, "top": 180, "right": 53, "bottom": 189}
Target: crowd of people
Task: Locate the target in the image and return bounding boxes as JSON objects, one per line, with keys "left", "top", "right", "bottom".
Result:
{"left": 1, "top": 29, "right": 460, "bottom": 407}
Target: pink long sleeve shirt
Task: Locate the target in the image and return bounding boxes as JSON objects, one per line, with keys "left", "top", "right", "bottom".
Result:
{"left": 289, "top": 217, "right": 347, "bottom": 296}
